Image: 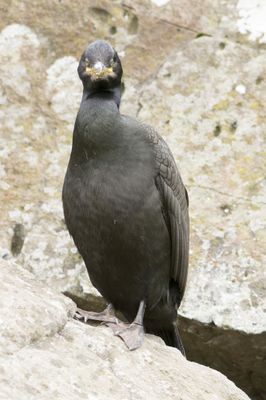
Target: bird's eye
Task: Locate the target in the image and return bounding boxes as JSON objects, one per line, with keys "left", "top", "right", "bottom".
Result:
{"left": 110, "top": 53, "right": 118, "bottom": 66}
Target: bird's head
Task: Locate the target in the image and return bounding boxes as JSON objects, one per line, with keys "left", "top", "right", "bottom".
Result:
{"left": 78, "top": 40, "right": 123, "bottom": 91}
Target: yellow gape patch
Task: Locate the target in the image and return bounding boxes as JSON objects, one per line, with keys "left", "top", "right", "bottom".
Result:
{"left": 85, "top": 66, "right": 114, "bottom": 80}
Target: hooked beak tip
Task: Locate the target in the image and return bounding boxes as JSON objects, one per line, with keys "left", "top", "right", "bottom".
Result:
{"left": 93, "top": 61, "right": 105, "bottom": 73}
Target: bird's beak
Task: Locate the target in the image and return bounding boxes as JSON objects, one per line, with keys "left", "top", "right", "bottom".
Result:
{"left": 85, "top": 61, "right": 113, "bottom": 80}
{"left": 93, "top": 61, "right": 105, "bottom": 73}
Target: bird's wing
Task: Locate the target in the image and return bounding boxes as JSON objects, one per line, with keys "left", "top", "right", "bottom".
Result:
{"left": 143, "top": 124, "right": 189, "bottom": 302}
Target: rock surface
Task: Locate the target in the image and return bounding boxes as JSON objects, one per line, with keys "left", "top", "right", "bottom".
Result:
{"left": 0, "top": 258, "right": 250, "bottom": 400}
{"left": 0, "top": 0, "right": 265, "bottom": 399}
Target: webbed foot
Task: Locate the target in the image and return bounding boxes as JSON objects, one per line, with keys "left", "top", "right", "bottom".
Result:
{"left": 75, "top": 300, "right": 146, "bottom": 351}
{"left": 108, "top": 321, "right": 145, "bottom": 350}
{"left": 75, "top": 303, "right": 118, "bottom": 324}
{"left": 108, "top": 300, "right": 146, "bottom": 351}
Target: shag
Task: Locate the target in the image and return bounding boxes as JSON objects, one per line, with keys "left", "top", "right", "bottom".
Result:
{"left": 62, "top": 40, "right": 189, "bottom": 354}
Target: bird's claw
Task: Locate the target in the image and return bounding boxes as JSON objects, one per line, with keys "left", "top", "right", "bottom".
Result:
{"left": 74, "top": 306, "right": 118, "bottom": 324}
{"left": 107, "top": 321, "right": 145, "bottom": 351}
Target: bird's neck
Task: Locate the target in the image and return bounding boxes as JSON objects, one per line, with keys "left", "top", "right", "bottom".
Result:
{"left": 70, "top": 89, "right": 121, "bottom": 163}
{"left": 82, "top": 85, "right": 121, "bottom": 108}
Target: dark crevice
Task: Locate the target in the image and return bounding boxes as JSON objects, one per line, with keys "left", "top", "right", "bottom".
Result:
{"left": 179, "top": 316, "right": 266, "bottom": 400}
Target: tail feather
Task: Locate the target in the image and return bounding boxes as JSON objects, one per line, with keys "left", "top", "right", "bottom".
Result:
{"left": 147, "top": 324, "right": 186, "bottom": 357}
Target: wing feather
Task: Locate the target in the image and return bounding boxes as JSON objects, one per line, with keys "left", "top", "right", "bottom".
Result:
{"left": 144, "top": 124, "right": 189, "bottom": 301}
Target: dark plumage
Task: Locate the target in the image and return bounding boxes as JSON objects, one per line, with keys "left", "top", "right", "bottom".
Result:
{"left": 62, "top": 40, "right": 189, "bottom": 353}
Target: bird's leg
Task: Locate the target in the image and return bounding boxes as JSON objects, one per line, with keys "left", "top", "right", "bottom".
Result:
{"left": 75, "top": 303, "right": 118, "bottom": 324}
{"left": 108, "top": 300, "right": 146, "bottom": 351}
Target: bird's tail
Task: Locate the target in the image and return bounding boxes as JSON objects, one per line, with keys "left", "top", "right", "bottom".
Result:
{"left": 147, "top": 323, "right": 186, "bottom": 357}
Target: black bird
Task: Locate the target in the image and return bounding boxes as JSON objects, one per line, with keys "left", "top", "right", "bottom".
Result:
{"left": 62, "top": 40, "right": 189, "bottom": 353}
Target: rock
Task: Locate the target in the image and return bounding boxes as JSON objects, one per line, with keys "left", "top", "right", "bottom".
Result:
{"left": 0, "top": 259, "right": 75, "bottom": 355}
{"left": 0, "top": 0, "right": 265, "bottom": 399}
{"left": 46, "top": 56, "right": 81, "bottom": 126}
{"left": 237, "top": 0, "right": 266, "bottom": 43}
{"left": 180, "top": 317, "right": 266, "bottom": 400}
{"left": 0, "top": 258, "right": 250, "bottom": 400}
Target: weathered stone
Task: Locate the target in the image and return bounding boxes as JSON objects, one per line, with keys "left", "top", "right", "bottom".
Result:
{"left": 0, "top": 259, "right": 250, "bottom": 400}
{"left": 0, "top": 259, "right": 75, "bottom": 355}
{"left": 0, "top": 0, "right": 265, "bottom": 399}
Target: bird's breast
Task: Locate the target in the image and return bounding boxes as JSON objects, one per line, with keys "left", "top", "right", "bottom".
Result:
{"left": 66, "top": 154, "right": 154, "bottom": 217}
{"left": 62, "top": 136, "right": 170, "bottom": 313}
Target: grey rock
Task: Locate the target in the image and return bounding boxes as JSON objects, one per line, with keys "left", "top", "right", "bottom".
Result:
{"left": 0, "top": 259, "right": 75, "bottom": 355}
{"left": 0, "top": 0, "right": 265, "bottom": 398}
{"left": 0, "top": 258, "right": 250, "bottom": 400}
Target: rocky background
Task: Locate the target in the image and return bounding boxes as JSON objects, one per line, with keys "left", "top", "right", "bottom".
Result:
{"left": 0, "top": 0, "right": 265, "bottom": 399}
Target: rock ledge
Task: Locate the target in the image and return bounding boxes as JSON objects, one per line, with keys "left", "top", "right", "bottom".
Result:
{"left": 0, "top": 259, "right": 250, "bottom": 400}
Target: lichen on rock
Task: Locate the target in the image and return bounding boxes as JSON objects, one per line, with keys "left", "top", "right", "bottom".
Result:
{"left": 0, "top": 1, "right": 265, "bottom": 399}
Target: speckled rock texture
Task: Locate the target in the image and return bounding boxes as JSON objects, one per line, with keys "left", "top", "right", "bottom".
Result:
{"left": 0, "top": 0, "right": 265, "bottom": 399}
{"left": 0, "top": 259, "right": 251, "bottom": 400}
